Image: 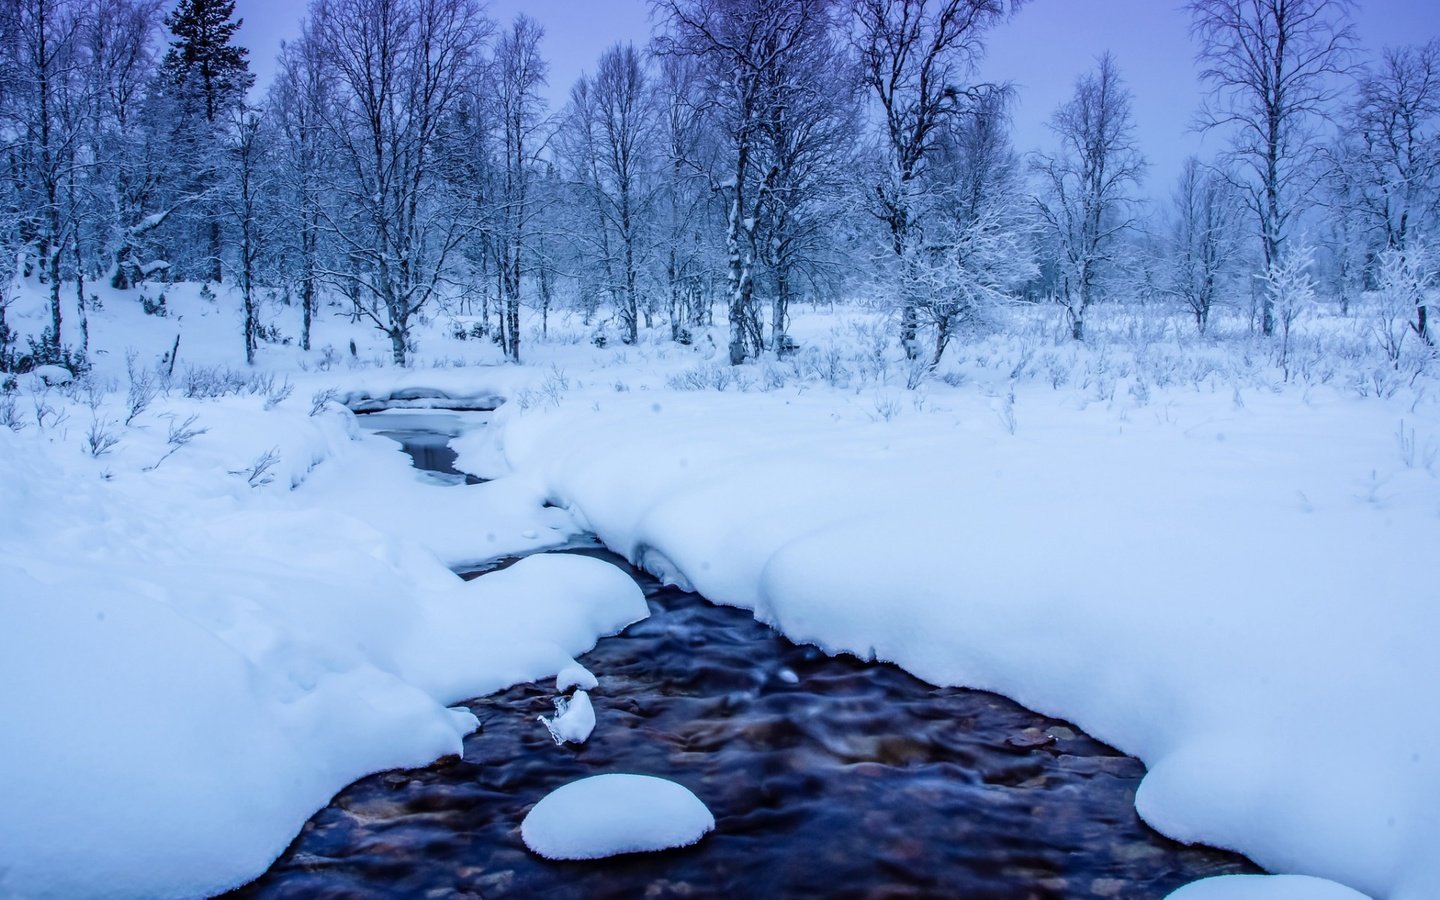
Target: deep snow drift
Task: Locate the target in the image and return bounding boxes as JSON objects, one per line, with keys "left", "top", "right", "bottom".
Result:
{"left": 473, "top": 381, "right": 1440, "bottom": 900}
{"left": 0, "top": 387, "right": 646, "bottom": 898}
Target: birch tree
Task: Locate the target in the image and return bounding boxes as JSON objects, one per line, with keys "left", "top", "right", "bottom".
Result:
{"left": 3, "top": 0, "right": 90, "bottom": 358}
{"left": 851, "top": 0, "right": 1022, "bottom": 358}
{"left": 915, "top": 85, "right": 1032, "bottom": 363}
{"left": 559, "top": 43, "right": 659, "bottom": 344}
{"left": 755, "top": 7, "right": 858, "bottom": 353}
{"left": 1169, "top": 155, "right": 1242, "bottom": 333}
{"left": 267, "top": 25, "right": 332, "bottom": 350}
{"left": 1032, "top": 52, "right": 1145, "bottom": 341}
{"left": 1348, "top": 40, "right": 1440, "bottom": 341}
{"left": 492, "top": 14, "right": 548, "bottom": 361}
{"left": 655, "top": 0, "right": 834, "bottom": 365}
{"left": 87, "top": 0, "right": 166, "bottom": 291}
{"left": 1188, "top": 0, "right": 1355, "bottom": 335}
{"left": 655, "top": 53, "right": 721, "bottom": 341}
{"left": 310, "top": 0, "right": 490, "bottom": 365}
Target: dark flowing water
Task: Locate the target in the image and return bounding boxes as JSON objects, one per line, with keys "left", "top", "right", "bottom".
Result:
{"left": 357, "top": 410, "right": 486, "bottom": 485}
{"left": 228, "top": 415, "right": 1260, "bottom": 899}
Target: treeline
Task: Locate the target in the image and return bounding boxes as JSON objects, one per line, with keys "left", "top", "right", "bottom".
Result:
{"left": 0, "top": 0, "right": 1435, "bottom": 371}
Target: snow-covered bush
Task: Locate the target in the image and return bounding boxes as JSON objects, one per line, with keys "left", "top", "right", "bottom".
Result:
{"left": 1261, "top": 240, "right": 1318, "bottom": 373}
{"left": 1368, "top": 243, "right": 1436, "bottom": 369}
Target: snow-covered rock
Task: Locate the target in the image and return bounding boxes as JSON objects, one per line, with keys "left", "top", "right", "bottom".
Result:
{"left": 1166, "top": 874, "right": 1372, "bottom": 900}
{"left": 555, "top": 662, "right": 598, "bottom": 693}
{"left": 30, "top": 364, "right": 73, "bottom": 386}
{"left": 520, "top": 774, "right": 715, "bottom": 860}
{"left": 539, "top": 690, "right": 596, "bottom": 744}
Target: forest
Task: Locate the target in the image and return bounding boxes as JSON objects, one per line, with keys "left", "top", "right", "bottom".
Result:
{"left": 0, "top": 0, "right": 1433, "bottom": 377}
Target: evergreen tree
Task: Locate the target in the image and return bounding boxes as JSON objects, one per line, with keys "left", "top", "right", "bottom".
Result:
{"left": 156, "top": 0, "right": 253, "bottom": 282}
{"left": 159, "top": 0, "right": 253, "bottom": 124}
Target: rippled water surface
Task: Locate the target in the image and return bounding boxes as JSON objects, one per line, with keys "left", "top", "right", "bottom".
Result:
{"left": 228, "top": 416, "right": 1260, "bottom": 898}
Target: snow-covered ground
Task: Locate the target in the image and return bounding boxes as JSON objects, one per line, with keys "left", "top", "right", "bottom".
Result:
{"left": 2, "top": 282, "right": 1437, "bottom": 898}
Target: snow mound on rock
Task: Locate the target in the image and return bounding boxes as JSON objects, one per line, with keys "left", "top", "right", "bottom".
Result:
{"left": 539, "top": 690, "right": 596, "bottom": 744}
{"left": 1166, "top": 874, "right": 1372, "bottom": 900}
{"left": 520, "top": 774, "right": 714, "bottom": 860}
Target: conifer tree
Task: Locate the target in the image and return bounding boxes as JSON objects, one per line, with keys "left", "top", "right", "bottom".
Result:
{"left": 160, "top": 0, "right": 252, "bottom": 123}
{"left": 157, "top": 0, "right": 253, "bottom": 282}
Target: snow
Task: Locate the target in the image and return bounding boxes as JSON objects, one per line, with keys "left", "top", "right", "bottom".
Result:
{"left": 1168, "top": 875, "right": 1373, "bottom": 900}
{"left": 520, "top": 774, "right": 715, "bottom": 860}
{"left": 3, "top": 279, "right": 1438, "bottom": 899}
{"left": 0, "top": 383, "right": 646, "bottom": 898}
{"left": 539, "top": 689, "right": 597, "bottom": 744}
{"left": 487, "top": 380, "right": 1440, "bottom": 900}
{"left": 30, "top": 364, "right": 74, "bottom": 385}
{"left": 556, "top": 661, "right": 599, "bottom": 692}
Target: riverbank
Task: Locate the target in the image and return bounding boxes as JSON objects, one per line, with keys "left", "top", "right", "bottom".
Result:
{"left": 2, "top": 294, "right": 1436, "bottom": 898}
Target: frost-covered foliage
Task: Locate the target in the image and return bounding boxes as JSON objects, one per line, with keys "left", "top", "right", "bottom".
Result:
{"left": 1368, "top": 243, "right": 1437, "bottom": 367}
{"left": 1261, "top": 239, "right": 1319, "bottom": 371}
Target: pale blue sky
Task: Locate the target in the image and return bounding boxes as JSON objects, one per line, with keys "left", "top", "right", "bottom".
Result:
{"left": 236, "top": 0, "right": 1440, "bottom": 198}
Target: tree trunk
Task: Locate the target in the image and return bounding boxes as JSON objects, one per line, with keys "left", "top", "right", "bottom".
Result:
{"left": 772, "top": 264, "right": 790, "bottom": 354}
{"left": 208, "top": 217, "right": 223, "bottom": 283}
{"left": 389, "top": 325, "right": 407, "bottom": 366}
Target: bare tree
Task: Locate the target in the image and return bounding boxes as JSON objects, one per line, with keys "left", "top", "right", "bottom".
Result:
{"left": 1032, "top": 52, "right": 1145, "bottom": 341}
{"left": 1169, "top": 155, "right": 1243, "bottom": 333}
{"left": 558, "top": 43, "right": 659, "bottom": 345}
{"left": 86, "top": 0, "right": 166, "bottom": 292}
{"left": 655, "top": 0, "right": 834, "bottom": 365}
{"left": 655, "top": 53, "right": 721, "bottom": 343}
{"left": 1318, "top": 137, "right": 1368, "bottom": 316}
{"left": 851, "top": 0, "right": 1022, "bottom": 358}
{"left": 755, "top": 7, "right": 858, "bottom": 353}
{"left": 913, "top": 85, "right": 1032, "bottom": 363}
{"left": 220, "top": 109, "right": 269, "bottom": 364}
{"left": 492, "top": 14, "right": 548, "bottom": 362}
{"left": 310, "top": 0, "right": 490, "bottom": 365}
{"left": 3, "top": 0, "right": 90, "bottom": 358}
{"left": 1349, "top": 40, "right": 1440, "bottom": 342}
{"left": 1189, "top": 0, "right": 1356, "bottom": 335}
{"left": 267, "top": 23, "right": 332, "bottom": 351}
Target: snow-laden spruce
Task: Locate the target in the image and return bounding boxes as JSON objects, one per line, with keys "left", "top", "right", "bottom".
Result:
{"left": 520, "top": 774, "right": 715, "bottom": 860}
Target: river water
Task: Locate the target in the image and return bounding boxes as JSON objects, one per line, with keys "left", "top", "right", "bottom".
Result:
{"left": 227, "top": 411, "right": 1258, "bottom": 899}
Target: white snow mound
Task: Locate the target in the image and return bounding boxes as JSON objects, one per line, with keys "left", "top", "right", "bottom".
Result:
{"left": 1166, "top": 874, "right": 1373, "bottom": 900}
{"left": 539, "top": 690, "right": 596, "bottom": 744}
{"left": 520, "top": 774, "right": 715, "bottom": 860}
{"left": 555, "top": 662, "right": 598, "bottom": 692}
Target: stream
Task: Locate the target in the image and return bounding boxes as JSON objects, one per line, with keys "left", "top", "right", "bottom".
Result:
{"left": 228, "top": 410, "right": 1259, "bottom": 899}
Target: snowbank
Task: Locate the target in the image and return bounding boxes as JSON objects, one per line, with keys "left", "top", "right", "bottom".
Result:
{"left": 0, "top": 392, "right": 646, "bottom": 899}
{"left": 486, "top": 385, "right": 1440, "bottom": 900}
